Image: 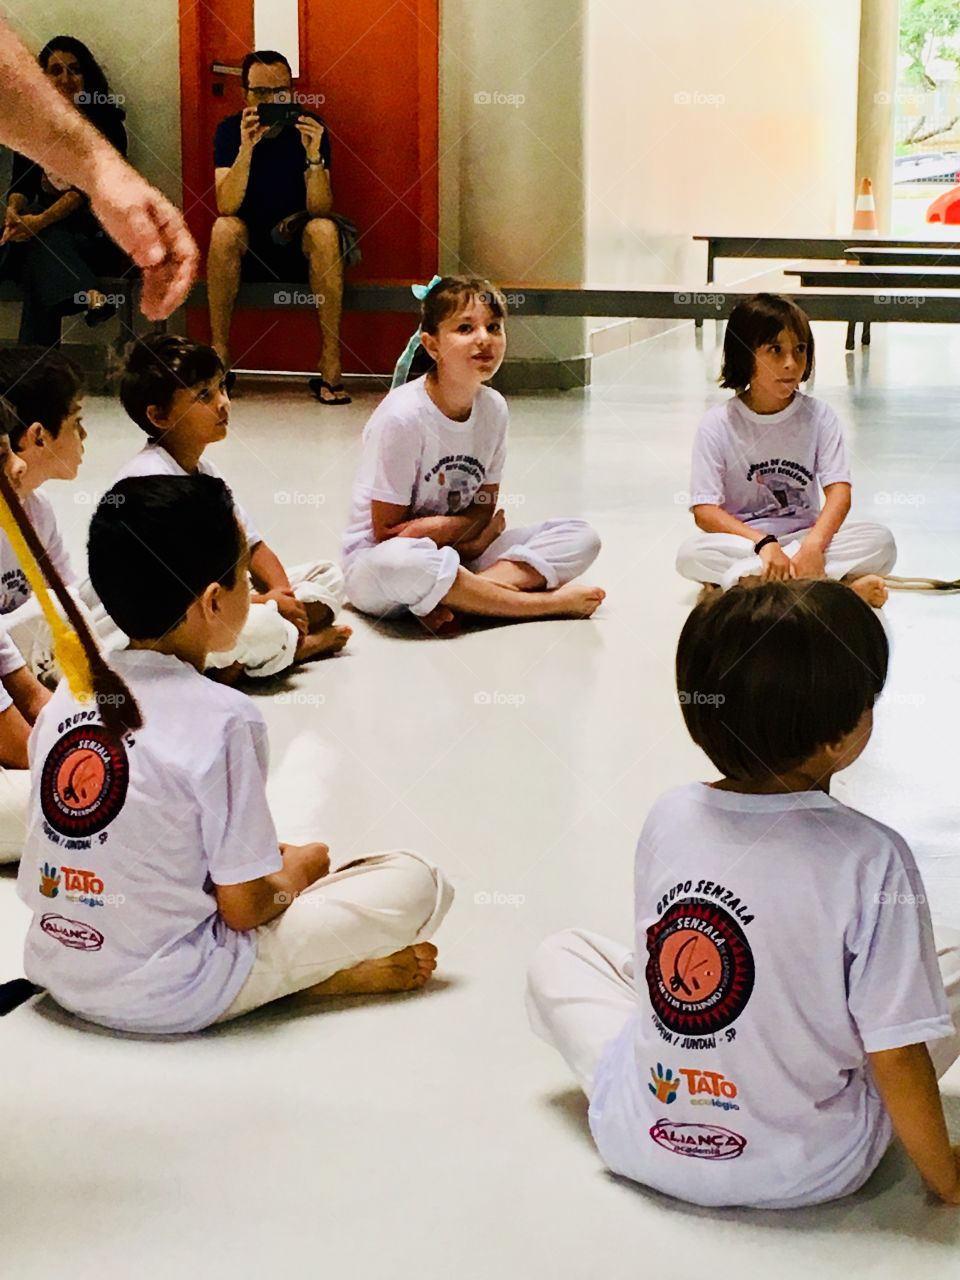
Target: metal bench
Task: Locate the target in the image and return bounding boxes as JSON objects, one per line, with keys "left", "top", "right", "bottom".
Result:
{"left": 847, "top": 246, "right": 960, "bottom": 268}
{"left": 182, "top": 279, "right": 960, "bottom": 322}
{"left": 176, "top": 281, "right": 960, "bottom": 372}
{"left": 786, "top": 267, "right": 960, "bottom": 291}
{"left": 694, "top": 234, "right": 960, "bottom": 348}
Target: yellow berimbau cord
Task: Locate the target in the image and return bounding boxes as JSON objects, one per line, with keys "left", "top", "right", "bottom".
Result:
{"left": 0, "top": 466, "right": 141, "bottom": 734}
{"left": 0, "top": 483, "right": 93, "bottom": 701}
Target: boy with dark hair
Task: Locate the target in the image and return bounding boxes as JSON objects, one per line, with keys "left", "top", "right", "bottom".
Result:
{"left": 0, "top": 348, "right": 89, "bottom": 679}
{"left": 528, "top": 580, "right": 960, "bottom": 1209}
{"left": 114, "top": 334, "right": 349, "bottom": 680}
{"left": 0, "top": 396, "right": 52, "bottom": 859}
{"left": 16, "top": 475, "right": 451, "bottom": 1033}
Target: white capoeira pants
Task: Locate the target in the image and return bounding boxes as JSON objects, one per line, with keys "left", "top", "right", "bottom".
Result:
{"left": 344, "top": 518, "right": 602, "bottom": 618}
{"left": 78, "top": 559, "right": 345, "bottom": 680}
{"left": 676, "top": 522, "right": 896, "bottom": 593}
{"left": 527, "top": 927, "right": 960, "bottom": 1097}
{"left": 0, "top": 766, "right": 30, "bottom": 864}
{"left": 215, "top": 850, "right": 454, "bottom": 1021}
{"left": 205, "top": 560, "right": 345, "bottom": 677}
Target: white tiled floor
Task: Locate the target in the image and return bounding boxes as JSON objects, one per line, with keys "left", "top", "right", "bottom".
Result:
{"left": 4, "top": 320, "right": 960, "bottom": 1278}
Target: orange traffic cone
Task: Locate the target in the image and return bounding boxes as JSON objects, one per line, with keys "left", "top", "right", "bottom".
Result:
{"left": 853, "top": 177, "right": 879, "bottom": 235}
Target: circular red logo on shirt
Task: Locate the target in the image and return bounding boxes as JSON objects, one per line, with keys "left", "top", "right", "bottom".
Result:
{"left": 646, "top": 898, "right": 754, "bottom": 1037}
{"left": 40, "top": 726, "right": 128, "bottom": 838}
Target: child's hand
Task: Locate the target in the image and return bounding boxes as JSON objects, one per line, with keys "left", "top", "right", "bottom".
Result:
{"left": 457, "top": 508, "right": 506, "bottom": 559}
{"left": 280, "top": 841, "right": 331, "bottom": 891}
{"left": 261, "top": 587, "right": 308, "bottom": 634}
{"left": 791, "top": 541, "right": 827, "bottom": 580}
{"left": 759, "top": 540, "right": 794, "bottom": 582}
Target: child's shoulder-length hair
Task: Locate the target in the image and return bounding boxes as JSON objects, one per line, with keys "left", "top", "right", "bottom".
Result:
{"left": 720, "top": 293, "right": 814, "bottom": 392}
{"left": 420, "top": 276, "right": 508, "bottom": 335}
{"left": 676, "top": 579, "right": 887, "bottom": 782}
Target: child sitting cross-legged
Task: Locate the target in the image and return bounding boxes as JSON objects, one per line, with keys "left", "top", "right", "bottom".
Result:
{"left": 16, "top": 475, "right": 452, "bottom": 1033}
{"left": 111, "top": 335, "right": 350, "bottom": 680}
{"left": 528, "top": 580, "right": 960, "bottom": 1209}
{"left": 342, "top": 276, "right": 604, "bottom": 632}
{"left": 676, "top": 294, "right": 895, "bottom": 607}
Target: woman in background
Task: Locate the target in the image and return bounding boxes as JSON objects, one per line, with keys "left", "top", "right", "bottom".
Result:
{"left": 1, "top": 36, "right": 130, "bottom": 344}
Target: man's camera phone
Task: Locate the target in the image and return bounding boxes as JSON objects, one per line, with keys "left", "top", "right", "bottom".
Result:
{"left": 257, "top": 102, "right": 301, "bottom": 128}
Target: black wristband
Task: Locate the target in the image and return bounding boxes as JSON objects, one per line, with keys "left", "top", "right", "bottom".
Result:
{"left": 753, "top": 534, "right": 778, "bottom": 555}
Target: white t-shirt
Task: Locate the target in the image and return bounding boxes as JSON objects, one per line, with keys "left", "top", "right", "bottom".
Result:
{"left": 16, "top": 648, "right": 282, "bottom": 1033}
{"left": 113, "top": 443, "right": 263, "bottom": 551}
{"left": 589, "top": 783, "right": 952, "bottom": 1210}
{"left": 0, "top": 490, "right": 75, "bottom": 613}
{"left": 341, "top": 376, "right": 508, "bottom": 562}
{"left": 0, "top": 621, "right": 26, "bottom": 713}
{"left": 689, "top": 393, "right": 851, "bottom": 537}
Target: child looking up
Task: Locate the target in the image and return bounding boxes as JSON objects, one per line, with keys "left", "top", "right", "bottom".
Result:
{"left": 16, "top": 475, "right": 452, "bottom": 1033}
{"left": 115, "top": 335, "right": 350, "bottom": 680}
{"left": 528, "top": 580, "right": 960, "bottom": 1209}
{"left": 0, "top": 348, "right": 87, "bottom": 679}
{"left": 342, "top": 276, "right": 604, "bottom": 632}
{"left": 0, "top": 398, "right": 50, "bottom": 858}
{"left": 676, "top": 294, "right": 895, "bottom": 606}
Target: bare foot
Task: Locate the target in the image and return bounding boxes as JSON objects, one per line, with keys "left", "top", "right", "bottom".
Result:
{"left": 540, "top": 583, "right": 606, "bottom": 618}
{"left": 697, "top": 583, "right": 722, "bottom": 604}
{"left": 302, "top": 943, "right": 438, "bottom": 997}
{"left": 847, "top": 574, "right": 888, "bottom": 608}
{"left": 418, "top": 604, "right": 461, "bottom": 636}
{"left": 295, "top": 625, "right": 352, "bottom": 662}
{"left": 304, "top": 600, "right": 335, "bottom": 631}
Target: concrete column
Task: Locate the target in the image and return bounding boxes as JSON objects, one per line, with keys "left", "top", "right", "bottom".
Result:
{"left": 439, "top": 0, "right": 590, "bottom": 387}
{"left": 855, "top": 0, "right": 899, "bottom": 234}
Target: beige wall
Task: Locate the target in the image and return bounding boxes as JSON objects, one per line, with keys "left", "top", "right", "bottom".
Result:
{"left": 585, "top": 0, "right": 862, "bottom": 295}
{"left": 3, "top": 0, "right": 183, "bottom": 202}
{"left": 1, "top": 1, "right": 182, "bottom": 342}
{"left": 439, "top": 0, "right": 589, "bottom": 364}
{"left": 2, "top": 1, "right": 867, "bottom": 364}
{"left": 439, "top": 0, "right": 864, "bottom": 366}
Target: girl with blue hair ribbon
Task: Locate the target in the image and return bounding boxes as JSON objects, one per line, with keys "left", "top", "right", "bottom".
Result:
{"left": 342, "top": 275, "right": 604, "bottom": 633}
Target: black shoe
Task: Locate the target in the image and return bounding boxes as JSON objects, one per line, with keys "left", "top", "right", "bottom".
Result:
{"left": 85, "top": 302, "right": 117, "bottom": 328}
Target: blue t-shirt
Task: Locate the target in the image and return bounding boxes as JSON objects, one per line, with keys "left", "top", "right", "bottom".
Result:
{"left": 213, "top": 110, "right": 332, "bottom": 231}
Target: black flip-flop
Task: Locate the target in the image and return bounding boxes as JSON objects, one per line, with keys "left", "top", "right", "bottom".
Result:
{"left": 308, "top": 377, "right": 352, "bottom": 406}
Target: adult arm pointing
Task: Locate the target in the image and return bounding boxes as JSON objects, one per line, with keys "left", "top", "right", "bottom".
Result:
{"left": 0, "top": 20, "right": 198, "bottom": 320}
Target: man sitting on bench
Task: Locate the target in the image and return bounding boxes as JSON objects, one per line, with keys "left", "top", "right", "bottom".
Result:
{"left": 207, "top": 49, "right": 350, "bottom": 406}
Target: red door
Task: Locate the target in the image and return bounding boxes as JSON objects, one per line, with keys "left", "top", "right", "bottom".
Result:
{"left": 178, "top": 0, "right": 439, "bottom": 374}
